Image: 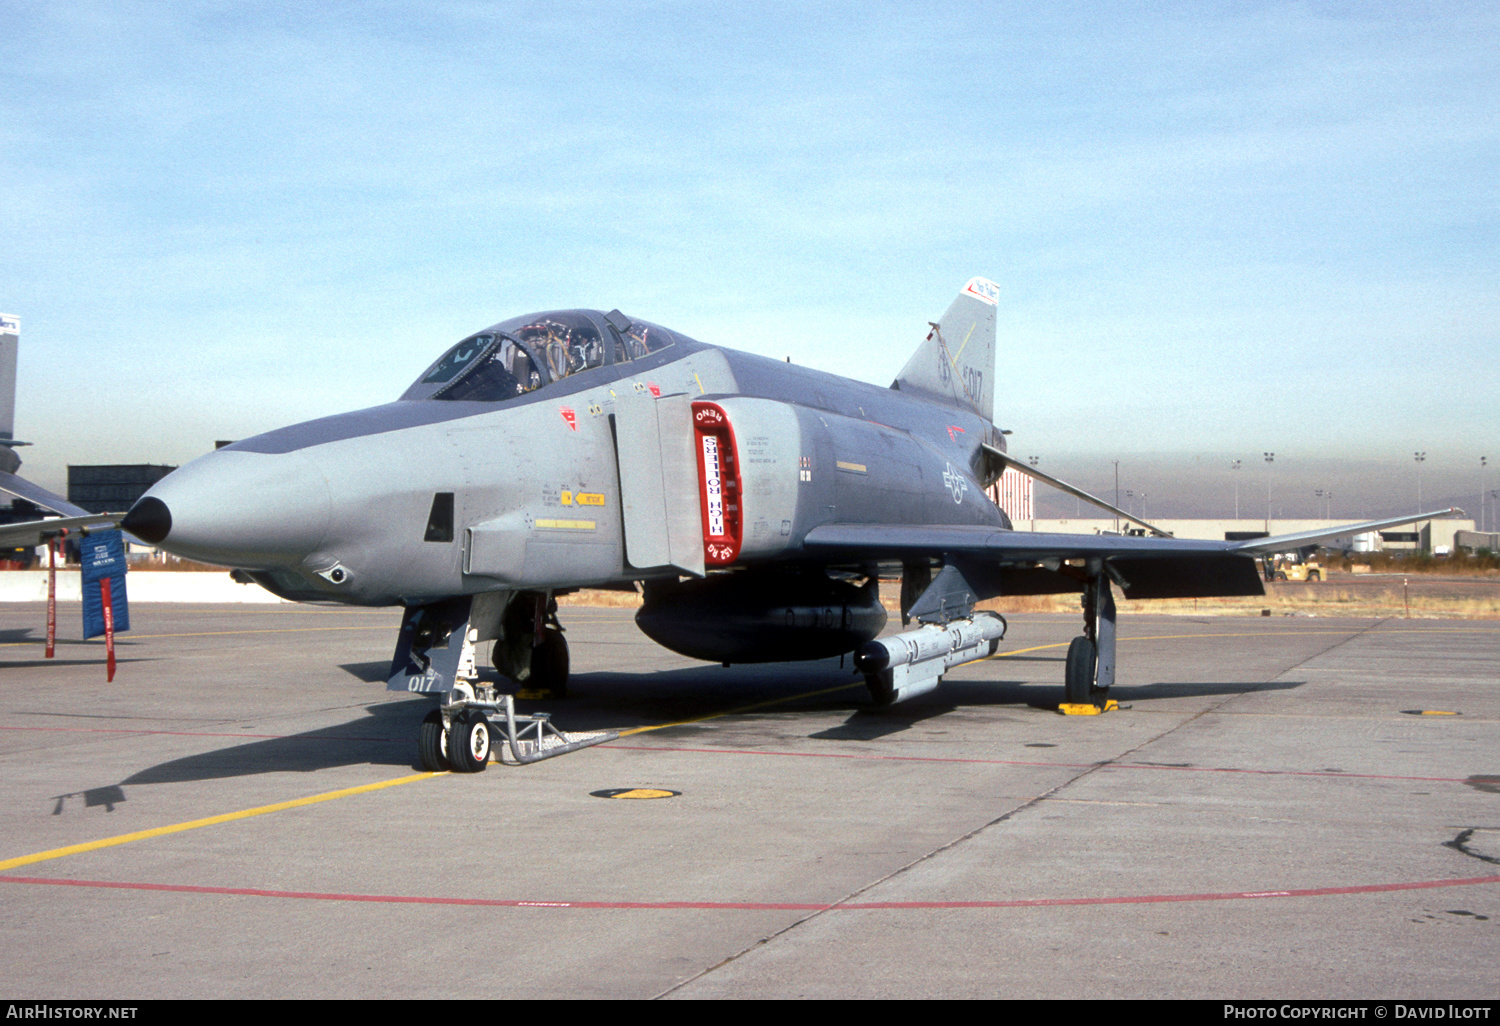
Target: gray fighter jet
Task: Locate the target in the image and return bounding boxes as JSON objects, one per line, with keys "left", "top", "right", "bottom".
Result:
{"left": 115, "top": 278, "right": 1454, "bottom": 771}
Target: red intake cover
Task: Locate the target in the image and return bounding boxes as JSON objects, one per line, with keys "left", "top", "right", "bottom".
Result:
{"left": 692, "top": 401, "right": 742, "bottom": 565}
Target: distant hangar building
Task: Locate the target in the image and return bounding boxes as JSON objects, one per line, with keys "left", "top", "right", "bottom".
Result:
{"left": 67, "top": 464, "right": 176, "bottom": 515}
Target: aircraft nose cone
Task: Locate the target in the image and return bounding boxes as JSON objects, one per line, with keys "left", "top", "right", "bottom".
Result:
{"left": 136, "top": 449, "right": 333, "bottom": 569}
{"left": 121, "top": 496, "right": 172, "bottom": 545}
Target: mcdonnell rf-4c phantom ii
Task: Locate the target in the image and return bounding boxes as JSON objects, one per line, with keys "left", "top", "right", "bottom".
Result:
{"left": 112, "top": 278, "right": 1455, "bottom": 772}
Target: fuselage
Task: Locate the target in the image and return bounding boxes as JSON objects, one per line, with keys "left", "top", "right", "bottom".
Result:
{"left": 125, "top": 309, "right": 1010, "bottom": 606}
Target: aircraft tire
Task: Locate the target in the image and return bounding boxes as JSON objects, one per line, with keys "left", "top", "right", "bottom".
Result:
{"left": 1064, "top": 637, "right": 1096, "bottom": 706}
{"left": 448, "top": 712, "right": 491, "bottom": 773}
{"left": 530, "top": 627, "right": 569, "bottom": 698}
{"left": 418, "top": 709, "right": 450, "bottom": 772}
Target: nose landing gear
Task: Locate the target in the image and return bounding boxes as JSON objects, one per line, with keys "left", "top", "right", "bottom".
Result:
{"left": 390, "top": 592, "right": 598, "bottom": 774}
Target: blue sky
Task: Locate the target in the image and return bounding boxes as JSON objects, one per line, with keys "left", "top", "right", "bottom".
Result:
{"left": 3, "top": 2, "right": 1497, "bottom": 520}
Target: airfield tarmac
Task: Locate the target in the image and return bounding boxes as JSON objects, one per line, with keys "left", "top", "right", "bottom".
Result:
{"left": 0, "top": 601, "right": 1496, "bottom": 1000}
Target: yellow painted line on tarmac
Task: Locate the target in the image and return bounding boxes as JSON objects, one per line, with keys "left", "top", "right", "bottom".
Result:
{"left": 0, "top": 625, "right": 394, "bottom": 648}
{"left": 987, "top": 642, "right": 1069, "bottom": 658}
{"left": 1119, "top": 626, "right": 1500, "bottom": 642}
{"left": 0, "top": 772, "right": 442, "bottom": 873}
{"left": 992, "top": 627, "right": 1500, "bottom": 655}
{"left": 980, "top": 626, "right": 1498, "bottom": 661}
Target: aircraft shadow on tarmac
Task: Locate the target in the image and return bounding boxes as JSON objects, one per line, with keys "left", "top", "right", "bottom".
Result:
{"left": 1115, "top": 679, "right": 1306, "bottom": 702}
{"left": 339, "top": 660, "right": 395, "bottom": 682}
{"left": 3, "top": 658, "right": 151, "bottom": 670}
{"left": 111, "top": 699, "right": 423, "bottom": 792}
{"left": 809, "top": 704, "right": 962, "bottom": 741}
{"left": 83, "top": 665, "right": 1307, "bottom": 803}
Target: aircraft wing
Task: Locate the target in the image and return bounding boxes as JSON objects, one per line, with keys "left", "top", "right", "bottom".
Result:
{"left": 803, "top": 523, "right": 1228, "bottom": 560}
{"left": 0, "top": 471, "right": 92, "bottom": 518}
{"left": 803, "top": 507, "right": 1466, "bottom": 601}
{"left": 0, "top": 512, "right": 121, "bottom": 549}
{"left": 802, "top": 523, "right": 1262, "bottom": 598}
{"left": 1228, "top": 509, "right": 1464, "bottom": 553}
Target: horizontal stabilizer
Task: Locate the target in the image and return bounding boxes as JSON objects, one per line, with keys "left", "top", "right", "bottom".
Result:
{"left": 982, "top": 444, "right": 1172, "bottom": 537}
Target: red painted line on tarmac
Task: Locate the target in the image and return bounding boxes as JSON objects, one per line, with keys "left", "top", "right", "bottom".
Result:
{"left": 3, "top": 725, "right": 1461, "bottom": 783}
{"left": 608, "top": 743, "right": 1467, "bottom": 784}
{"left": 1, "top": 872, "right": 1495, "bottom": 911}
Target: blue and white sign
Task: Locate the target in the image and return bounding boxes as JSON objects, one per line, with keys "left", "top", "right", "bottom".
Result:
{"left": 81, "top": 529, "right": 130, "bottom": 639}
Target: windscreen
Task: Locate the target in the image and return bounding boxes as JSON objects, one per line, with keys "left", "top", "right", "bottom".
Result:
{"left": 422, "top": 334, "right": 495, "bottom": 384}
{"left": 434, "top": 335, "right": 542, "bottom": 401}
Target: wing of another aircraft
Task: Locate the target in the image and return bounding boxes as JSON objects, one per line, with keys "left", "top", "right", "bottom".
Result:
{"left": 0, "top": 513, "right": 121, "bottom": 550}
{"left": 0, "top": 471, "right": 92, "bottom": 518}
{"left": 0, "top": 471, "right": 120, "bottom": 549}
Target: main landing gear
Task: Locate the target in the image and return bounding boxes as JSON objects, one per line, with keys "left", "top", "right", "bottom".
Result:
{"left": 496, "top": 594, "right": 569, "bottom": 700}
{"left": 520, "top": 624, "right": 570, "bottom": 700}
{"left": 1063, "top": 570, "right": 1116, "bottom": 708}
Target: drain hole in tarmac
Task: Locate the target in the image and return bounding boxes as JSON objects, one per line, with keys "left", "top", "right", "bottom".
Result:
{"left": 1025, "top": 743, "right": 1056, "bottom": 748}
{"left": 590, "top": 788, "right": 681, "bottom": 800}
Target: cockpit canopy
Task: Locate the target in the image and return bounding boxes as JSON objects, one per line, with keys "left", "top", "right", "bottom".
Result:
{"left": 401, "top": 309, "right": 685, "bottom": 402}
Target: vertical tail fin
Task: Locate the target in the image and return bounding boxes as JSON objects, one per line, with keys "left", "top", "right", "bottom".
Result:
{"left": 0, "top": 314, "right": 17, "bottom": 442}
{"left": 0, "top": 315, "right": 19, "bottom": 474}
{"left": 892, "top": 277, "right": 997, "bottom": 421}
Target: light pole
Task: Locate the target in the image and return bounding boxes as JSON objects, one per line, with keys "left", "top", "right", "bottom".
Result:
{"left": 1264, "top": 452, "right": 1275, "bottom": 532}
{"left": 1476, "top": 459, "right": 1488, "bottom": 534}
{"left": 1414, "top": 451, "right": 1427, "bottom": 554}
{"left": 1232, "top": 459, "right": 1241, "bottom": 520}
{"left": 1028, "top": 456, "right": 1039, "bottom": 530}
